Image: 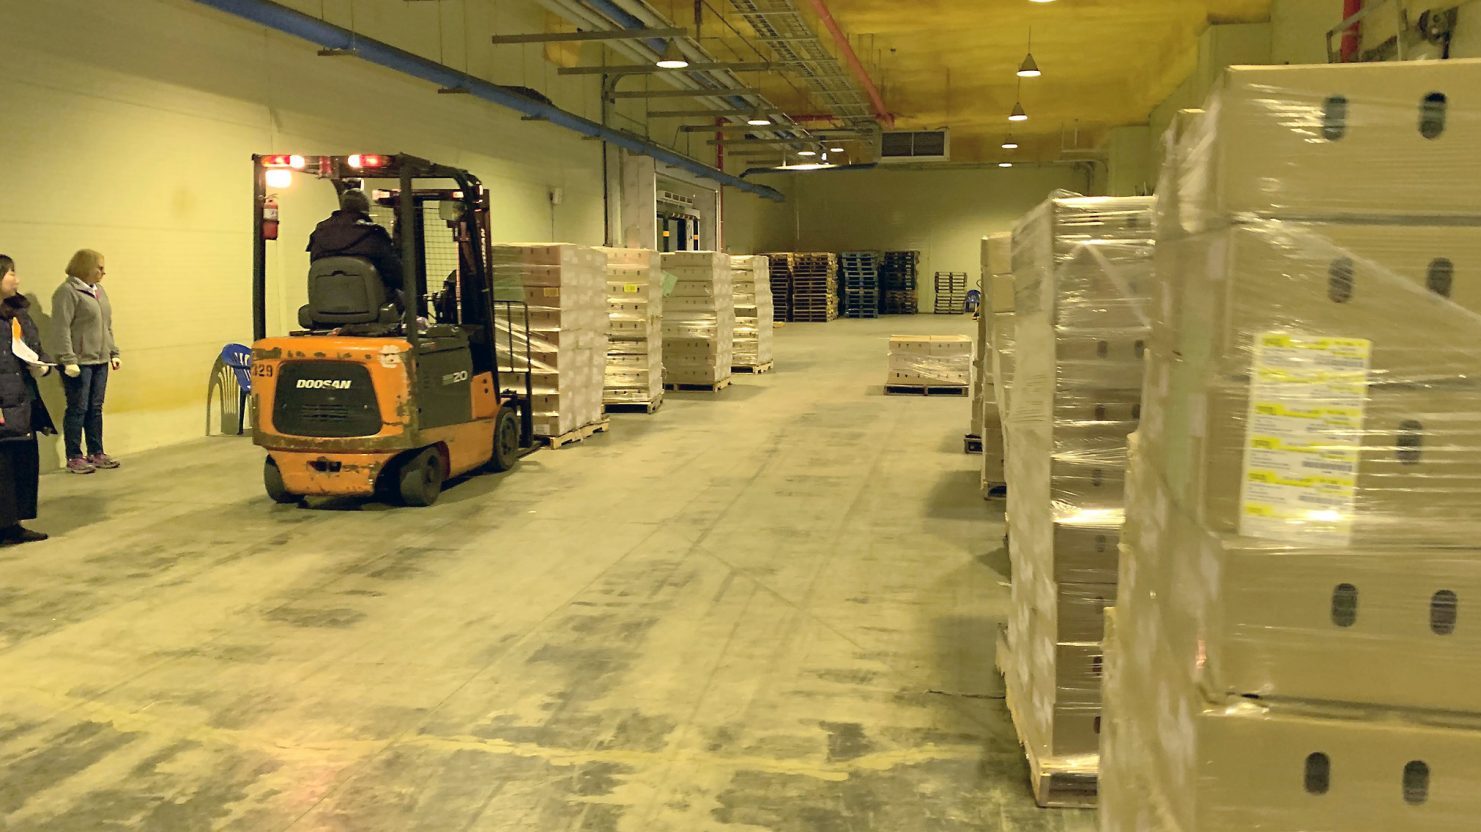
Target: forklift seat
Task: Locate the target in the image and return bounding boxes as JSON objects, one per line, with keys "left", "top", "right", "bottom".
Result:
{"left": 299, "top": 256, "right": 401, "bottom": 329}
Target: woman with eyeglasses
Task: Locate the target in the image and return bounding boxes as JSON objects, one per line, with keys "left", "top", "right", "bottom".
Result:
{"left": 51, "top": 249, "right": 121, "bottom": 474}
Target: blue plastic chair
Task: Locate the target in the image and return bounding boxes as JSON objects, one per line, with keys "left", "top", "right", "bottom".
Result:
{"left": 219, "top": 344, "right": 253, "bottom": 435}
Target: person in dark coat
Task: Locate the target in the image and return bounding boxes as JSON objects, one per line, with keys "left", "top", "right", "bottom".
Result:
{"left": 306, "top": 188, "right": 404, "bottom": 299}
{"left": 0, "top": 255, "right": 57, "bottom": 545}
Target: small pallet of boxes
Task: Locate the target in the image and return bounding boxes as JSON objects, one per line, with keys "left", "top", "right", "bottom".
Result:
{"left": 970, "top": 231, "right": 1013, "bottom": 495}
{"left": 885, "top": 335, "right": 971, "bottom": 396}
{"left": 729, "top": 255, "right": 775, "bottom": 373}
{"left": 492, "top": 244, "right": 609, "bottom": 446}
{"left": 660, "top": 251, "right": 735, "bottom": 392}
{"left": 1102, "top": 60, "right": 1481, "bottom": 832}
{"left": 598, "top": 247, "right": 664, "bottom": 413}
{"left": 999, "top": 193, "right": 1155, "bottom": 808}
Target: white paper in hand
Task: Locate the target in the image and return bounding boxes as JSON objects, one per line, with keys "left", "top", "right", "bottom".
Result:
{"left": 11, "top": 332, "right": 53, "bottom": 368}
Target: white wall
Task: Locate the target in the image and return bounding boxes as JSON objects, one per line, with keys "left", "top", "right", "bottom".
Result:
{"left": 0, "top": 0, "right": 621, "bottom": 463}
{"left": 748, "top": 165, "right": 1087, "bottom": 309}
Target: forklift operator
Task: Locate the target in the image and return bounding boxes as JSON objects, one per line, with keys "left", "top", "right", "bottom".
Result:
{"left": 306, "top": 188, "right": 405, "bottom": 303}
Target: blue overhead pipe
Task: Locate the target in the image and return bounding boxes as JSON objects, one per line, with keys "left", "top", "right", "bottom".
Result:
{"left": 192, "top": 0, "right": 784, "bottom": 201}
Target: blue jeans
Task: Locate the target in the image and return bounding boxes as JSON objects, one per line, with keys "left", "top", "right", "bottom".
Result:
{"left": 62, "top": 363, "right": 108, "bottom": 459}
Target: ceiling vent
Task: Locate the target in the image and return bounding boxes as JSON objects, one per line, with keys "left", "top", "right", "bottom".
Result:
{"left": 878, "top": 129, "right": 950, "bottom": 163}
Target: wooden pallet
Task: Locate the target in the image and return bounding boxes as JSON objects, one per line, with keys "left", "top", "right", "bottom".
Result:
{"left": 603, "top": 396, "right": 662, "bottom": 415}
{"left": 664, "top": 376, "right": 732, "bottom": 393}
{"left": 732, "top": 362, "right": 773, "bottom": 375}
{"left": 886, "top": 384, "right": 969, "bottom": 397}
{"left": 538, "top": 419, "right": 610, "bottom": 449}
{"left": 995, "top": 626, "right": 1100, "bottom": 810}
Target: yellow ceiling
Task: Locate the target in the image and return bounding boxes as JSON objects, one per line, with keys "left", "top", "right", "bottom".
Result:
{"left": 742, "top": 0, "right": 1272, "bottom": 162}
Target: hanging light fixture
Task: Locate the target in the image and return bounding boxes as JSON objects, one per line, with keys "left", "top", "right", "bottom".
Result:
{"left": 1009, "top": 101, "right": 1029, "bottom": 122}
{"left": 747, "top": 109, "right": 773, "bottom": 126}
{"left": 999, "top": 162, "right": 1014, "bottom": 168}
{"left": 655, "top": 41, "right": 690, "bottom": 69}
{"left": 797, "top": 148, "right": 818, "bottom": 157}
{"left": 1018, "top": 27, "right": 1041, "bottom": 78}
{"left": 829, "top": 146, "right": 845, "bottom": 153}
{"left": 1002, "top": 136, "right": 1020, "bottom": 150}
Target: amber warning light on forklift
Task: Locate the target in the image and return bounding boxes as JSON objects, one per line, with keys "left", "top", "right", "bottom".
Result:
{"left": 262, "top": 154, "right": 307, "bottom": 169}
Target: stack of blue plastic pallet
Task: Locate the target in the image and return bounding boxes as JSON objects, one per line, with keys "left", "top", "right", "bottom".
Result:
{"left": 839, "top": 251, "right": 880, "bottom": 319}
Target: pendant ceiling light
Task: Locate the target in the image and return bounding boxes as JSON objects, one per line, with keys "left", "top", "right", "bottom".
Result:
{"left": 747, "top": 109, "right": 773, "bottom": 126}
{"left": 1002, "top": 136, "right": 1019, "bottom": 150}
{"left": 1018, "top": 27, "right": 1041, "bottom": 78}
{"left": 1009, "top": 101, "right": 1029, "bottom": 122}
{"left": 655, "top": 41, "right": 690, "bottom": 69}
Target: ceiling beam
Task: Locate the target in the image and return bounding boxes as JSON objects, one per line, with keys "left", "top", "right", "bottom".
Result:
{"left": 607, "top": 87, "right": 760, "bottom": 99}
{"left": 647, "top": 108, "right": 753, "bottom": 117}
{"left": 558, "top": 62, "right": 780, "bottom": 76}
{"left": 491, "top": 28, "right": 684, "bottom": 44}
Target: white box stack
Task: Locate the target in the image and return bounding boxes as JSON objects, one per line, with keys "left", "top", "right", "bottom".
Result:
{"left": 661, "top": 251, "right": 734, "bottom": 388}
{"left": 1001, "top": 194, "right": 1154, "bottom": 807}
{"left": 729, "top": 255, "right": 774, "bottom": 370}
{"left": 597, "top": 247, "right": 664, "bottom": 408}
{"left": 886, "top": 335, "right": 971, "bottom": 389}
{"left": 977, "top": 232, "right": 1014, "bottom": 493}
{"left": 1103, "top": 60, "right": 1481, "bottom": 832}
{"left": 492, "top": 243, "right": 608, "bottom": 439}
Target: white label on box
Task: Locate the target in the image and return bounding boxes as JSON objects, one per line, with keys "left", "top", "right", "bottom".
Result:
{"left": 1238, "top": 333, "right": 1371, "bottom": 545}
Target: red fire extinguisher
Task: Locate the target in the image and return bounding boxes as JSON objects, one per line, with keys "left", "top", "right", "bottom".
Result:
{"left": 262, "top": 196, "right": 280, "bottom": 241}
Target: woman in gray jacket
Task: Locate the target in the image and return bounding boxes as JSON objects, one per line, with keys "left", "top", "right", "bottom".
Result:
{"left": 51, "top": 249, "right": 120, "bottom": 474}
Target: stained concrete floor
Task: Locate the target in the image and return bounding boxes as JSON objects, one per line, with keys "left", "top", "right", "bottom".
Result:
{"left": 0, "top": 316, "right": 1095, "bottom": 832}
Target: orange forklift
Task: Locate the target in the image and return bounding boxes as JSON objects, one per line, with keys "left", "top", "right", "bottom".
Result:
{"left": 249, "top": 153, "right": 534, "bottom": 506}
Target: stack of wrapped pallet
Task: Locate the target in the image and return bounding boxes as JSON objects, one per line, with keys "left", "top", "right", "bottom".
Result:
{"left": 661, "top": 251, "right": 734, "bottom": 389}
{"left": 1103, "top": 61, "right": 1481, "bottom": 832}
{"left": 492, "top": 244, "right": 608, "bottom": 439}
{"left": 975, "top": 232, "right": 1013, "bottom": 494}
{"left": 729, "top": 255, "right": 775, "bottom": 371}
{"left": 597, "top": 247, "right": 663, "bottom": 410}
{"left": 885, "top": 335, "right": 971, "bottom": 392}
{"left": 1001, "top": 194, "right": 1154, "bottom": 807}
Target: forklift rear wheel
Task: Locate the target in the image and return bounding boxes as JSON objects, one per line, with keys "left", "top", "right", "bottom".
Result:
{"left": 489, "top": 408, "right": 521, "bottom": 473}
{"left": 264, "top": 457, "right": 298, "bottom": 504}
{"left": 398, "top": 447, "right": 444, "bottom": 507}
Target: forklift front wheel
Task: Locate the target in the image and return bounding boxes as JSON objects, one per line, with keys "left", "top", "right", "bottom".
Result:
{"left": 264, "top": 457, "right": 298, "bottom": 505}
{"left": 489, "top": 407, "right": 521, "bottom": 473}
{"left": 398, "top": 447, "right": 444, "bottom": 507}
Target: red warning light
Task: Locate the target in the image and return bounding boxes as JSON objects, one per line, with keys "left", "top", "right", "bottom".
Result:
{"left": 347, "top": 154, "right": 387, "bottom": 169}
{"left": 263, "top": 154, "right": 306, "bottom": 169}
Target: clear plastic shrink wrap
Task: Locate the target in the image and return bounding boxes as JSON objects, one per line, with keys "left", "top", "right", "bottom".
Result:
{"left": 1103, "top": 60, "right": 1481, "bottom": 832}
{"left": 597, "top": 247, "right": 664, "bottom": 405}
{"left": 886, "top": 336, "right": 972, "bottom": 387}
{"left": 661, "top": 251, "right": 734, "bottom": 386}
{"left": 1002, "top": 194, "right": 1154, "bottom": 775}
{"left": 492, "top": 244, "right": 608, "bottom": 437}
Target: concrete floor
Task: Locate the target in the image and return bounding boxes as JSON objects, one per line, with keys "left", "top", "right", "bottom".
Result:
{"left": 0, "top": 316, "right": 1094, "bottom": 832}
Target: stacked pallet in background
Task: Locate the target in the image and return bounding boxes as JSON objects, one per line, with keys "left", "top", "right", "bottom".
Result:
{"left": 839, "top": 251, "right": 880, "bottom": 318}
{"left": 885, "top": 335, "right": 970, "bottom": 395}
{"left": 729, "top": 255, "right": 774, "bottom": 372}
{"left": 492, "top": 244, "right": 609, "bottom": 443}
{"left": 1103, "top": 61, "right": 1481, "bottom": 832}
{"left": 660, "top": 251, "right": 734, "bottom": 391}
{"left": 765, "top": 253, "right": 793, "bottom": 322}
{"left": 1000, "top": 194, "right": 1155, "bottom": 807}
{"left": 597, "top": 247, "right": 663, "bottom": 412}
{"left": 880, "top": 250, "right": 919, "bottom": 314}
{"left": 972, "top": 232, "right": 1013, "bottom": 494}
{"left": 933, "top": 271, "right": 968, "bottom": 314}
{"left": 790, "top": 253, "right": 839, "bottom": 322}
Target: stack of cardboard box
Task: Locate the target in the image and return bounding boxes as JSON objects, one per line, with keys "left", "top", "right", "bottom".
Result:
{"left": 975, "top": 232, "right": 1013, "bottom": 494}
{"left": 1104, "top": 60, "right": 1481, "bottom": 831}
{"left": 660, "top": 251, "right": 734, "bottom": 388}
{"left": 492, "top": 243, "right": 609, "bottom": 439}
{"left": 886, "top": 335, "right": 971, "bottom": 389}
{"left": 729, "top": 255, "right": 775, "bottom": 370}
{"left": 1000, "top": 194, "right": 1154, "bottom": 804}
{"left": 597, "top": 247, "right": 664, "bottom": 408}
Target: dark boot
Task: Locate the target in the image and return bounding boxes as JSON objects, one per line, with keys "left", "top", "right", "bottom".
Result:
{"left": 1, "top": 526, "right": 48, "bottom": 545}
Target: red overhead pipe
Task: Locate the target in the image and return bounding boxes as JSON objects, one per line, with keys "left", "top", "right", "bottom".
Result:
{"left": 1341, "top": 0, "right": 1363, "bottom": 63}
{"left": 800, "top": 0, "right": 895, "bottom": 127}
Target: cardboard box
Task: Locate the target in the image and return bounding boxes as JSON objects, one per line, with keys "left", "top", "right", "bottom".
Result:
{"left": 984, "top": 232, "right": 1013, "bottom": 275}
{"left": 1052, "top": 334, "right": 1147, "bottom": 393}
{"left": 987, "top": 274, "right": 1016, "bottom": 313}
{"left": 1170, "top": 223, "right": 1481, "bottom": 382}
{"left": 1178, "top": 60, "right": 1481, "bottom": 229}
